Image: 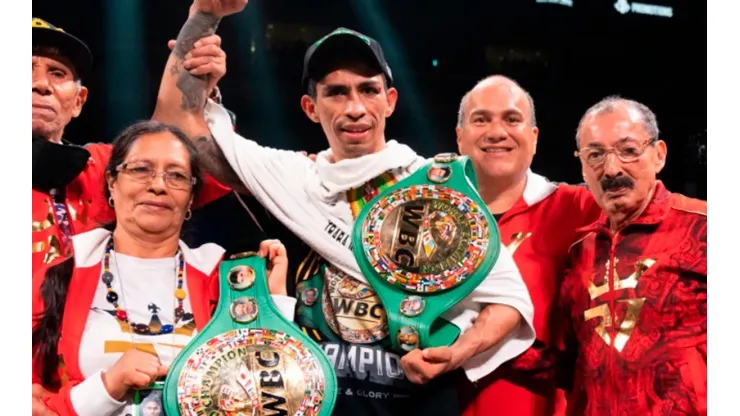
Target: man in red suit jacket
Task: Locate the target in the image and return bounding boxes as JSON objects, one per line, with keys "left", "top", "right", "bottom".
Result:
{"left": 557, "top": 96, "right": 706, "bottom": 415}
{"left": 457, "top": 76, "right": 601, "bottom": 416}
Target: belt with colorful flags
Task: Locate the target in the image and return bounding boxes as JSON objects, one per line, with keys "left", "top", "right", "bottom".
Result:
{"left": 352, "top": 153, "right": 501, "bottom": 354}
{"left": 163, "top": 253, "right": 338, "bottom": 416}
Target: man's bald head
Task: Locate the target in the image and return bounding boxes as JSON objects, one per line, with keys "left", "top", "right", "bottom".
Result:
{"left": 457, "top": 75, "right": 537, "bottom": 127}
{"left": 455, "top": 74, "right": 540, "bottom": 187}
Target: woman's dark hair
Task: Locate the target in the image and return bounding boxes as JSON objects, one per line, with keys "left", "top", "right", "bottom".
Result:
{"left": 32, "top": 120, "right": 204, "bottom": 387}
{"left": 32, "top": 256, "right": 74, "bottom": 387}
{"left": 103, "top": 120, "right": 204, "bottom": 202}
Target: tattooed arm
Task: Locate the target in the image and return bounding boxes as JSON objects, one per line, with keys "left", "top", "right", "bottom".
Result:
{"left": 153, "top": 1, "right": 249, "bottom": 193}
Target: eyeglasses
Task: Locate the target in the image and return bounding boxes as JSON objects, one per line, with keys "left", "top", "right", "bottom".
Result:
{"left": 116, "top": 163, "right": 196, "bottom": 190}
{"left": 574, "top": 138, "right": 656, "bottom": 167}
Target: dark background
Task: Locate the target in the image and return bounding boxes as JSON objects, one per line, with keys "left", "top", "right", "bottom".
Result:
{"left": 33, "top": 0, "right": 706, "bottom": 198}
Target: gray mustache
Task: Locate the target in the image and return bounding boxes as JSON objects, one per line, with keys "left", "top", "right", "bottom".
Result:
{"left": 600, "top": 175, "right": 634, "bottom": 192}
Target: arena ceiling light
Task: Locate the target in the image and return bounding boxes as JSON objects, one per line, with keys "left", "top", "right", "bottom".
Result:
{"left": 535, "top": 0, "right": 573, "bottom": 6}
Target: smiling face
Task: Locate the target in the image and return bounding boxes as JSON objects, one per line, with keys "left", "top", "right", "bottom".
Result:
{"left": 107, "top": 131, "right": 195, "bottom": 241}
{"left": 300, "top": 61, "right": 398, "bottom": 161}
{"left": 456, "top": 77, "right": 538, "bottom": 182}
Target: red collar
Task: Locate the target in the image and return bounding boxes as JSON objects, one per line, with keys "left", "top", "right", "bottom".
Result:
{"left": 577, "top": 181, "right": 671, "bottom": 234}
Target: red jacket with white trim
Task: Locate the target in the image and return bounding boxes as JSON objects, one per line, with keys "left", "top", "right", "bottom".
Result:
{"left": 32, "top": 229, "right": 225, "bottom": 416}
{"left": 463, "top": 171, "right": 601, "bottom": 416}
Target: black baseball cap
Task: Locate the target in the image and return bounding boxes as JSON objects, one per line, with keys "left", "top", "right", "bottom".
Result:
{"left": 302, "top": 27, "right": 393, "bottom": 91}
{"left": 32, "top": 18, "right": 93, "bottom": 80}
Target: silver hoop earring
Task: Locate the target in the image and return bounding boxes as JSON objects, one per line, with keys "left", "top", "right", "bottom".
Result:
{"left": 108, "top": 197, "right": 114, "bottom": 207}
{"left": 184, "top": 209, "right": 192, "bottom": 221}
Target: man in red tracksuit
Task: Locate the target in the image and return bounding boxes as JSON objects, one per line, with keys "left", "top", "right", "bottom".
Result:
{"left": 497, "top": 96, "right": 707, "bottom": 415}
{"left": 558, "top": 96, "right": 706, "bottom": 415}
{"left": 31, "top": 18, "right": 230, "bottom": 275}
{"left": 457, "top": 75, "right": 601, "bottom": 416}
{"left": 32, "top": 17, "right": 107, "bottom": 272}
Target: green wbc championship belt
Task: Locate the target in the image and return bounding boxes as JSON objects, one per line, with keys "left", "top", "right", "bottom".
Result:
{"left": 352, "top": 153, "right": 500, "bottom": 354}
{"left": 163, "top": 253, "right": 337, "bottom": 416}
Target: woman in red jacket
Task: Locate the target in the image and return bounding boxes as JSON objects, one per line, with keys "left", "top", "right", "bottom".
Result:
{"left": 32, "top": 120, "right": 295, "bottom": 416}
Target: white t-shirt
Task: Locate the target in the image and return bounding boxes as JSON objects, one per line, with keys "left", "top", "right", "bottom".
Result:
{"left": 69, "top": 246, "right": 297, "bottom": 416}
{"left": 76, "top": 253, "right": 193, "bottom": 416}
{"left": 205, "top": 100, "right": 536, "bottom": 382}
{"left": 79, "top": 253, "right": 195, "bottom": 377}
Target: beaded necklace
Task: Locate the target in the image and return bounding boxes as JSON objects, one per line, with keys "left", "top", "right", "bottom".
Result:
{"left": 101, "top": 237, "right": 186, "bottom": 335}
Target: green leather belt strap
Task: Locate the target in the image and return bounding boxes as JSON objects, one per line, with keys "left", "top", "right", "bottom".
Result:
{"left": 163, "top": 253, "right": 337, "bottom": 415}
{"left": 352, "top": 153, "right": 500, "bottom": 354}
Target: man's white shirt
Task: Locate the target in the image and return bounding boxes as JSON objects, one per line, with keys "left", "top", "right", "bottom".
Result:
{"left": 205, "top": 100, "right": 536, "bottom": 381}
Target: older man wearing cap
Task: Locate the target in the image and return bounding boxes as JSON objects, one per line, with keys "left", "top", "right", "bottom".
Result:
{"left": 32, "top": 17, "right": 111, "bottom": 276}
{"left": 32, "top": 18, "right": 92, "bottom": 143}
{"left": 154, "top": 1, "right": 536, "bottom": 415}
{"left": 31, "top": 17, "right": 233, "bottom": 275}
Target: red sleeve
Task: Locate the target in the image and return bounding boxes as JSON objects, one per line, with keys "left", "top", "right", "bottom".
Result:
{"left": 207, "top": 265, "right": 221, "bottom": 318}
{"left": 568, "top": 184, "right": 603, "bottom": 226}
{"left": 40, "top": 385, "right": 80, "bottom": 416}
{"left": 83, "top": 143, "right": 112, "bottom": 169}
{"left": 692, "top": 343, "right": 707, "bottom": 414}
{"left": 507, "top": 261, "right": 579, "bottom": 392}
{"left": 671, "top": 193, "right": 707, "bottom": 215}
{"left": 82, "top": 143, "right": 115, "bottom": 225}
{"left": 553, "top": 253, "right": 581, "bottom": 392}
{"left": 194, "top": 175, "right": 231, "bottom": 208}
{"left": 506, "top": 337, "right": 574, "bottom": 391}
{"left": 560, "top": 184, "right": 602, "bottom": 228}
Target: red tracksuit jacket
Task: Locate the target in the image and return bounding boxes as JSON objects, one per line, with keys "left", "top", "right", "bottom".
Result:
{"left": 463, "top": 172, "right": 601, "bottom": 416}
{"left": 32, "top": 143, "right": 112, "bottom": 273}
{"left": 561, "top": 182, "right": 707, "bottom": 415}
{"left": 510, "top": 181, "right": 706, "bottom": 415}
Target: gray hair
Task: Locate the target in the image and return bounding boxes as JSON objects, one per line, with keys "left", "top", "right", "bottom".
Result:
{"left": 575, "top": 95, "right": 659, "bottom": 146}
{"left": 456, "top": 75, "right": 537, "bottom": 127}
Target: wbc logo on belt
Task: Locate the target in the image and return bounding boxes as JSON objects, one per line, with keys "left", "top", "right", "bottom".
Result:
{"left": 361, "top": 185, "right": 490, "bottom": 294}
{"left": 321, "top": 266, "right": 389, "bottom": 344}
{"left": 176, "top": 329, "right": 327, "bottom": 416}
{"left": 353, "top": 155, "right": 499, "bottom": 353}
